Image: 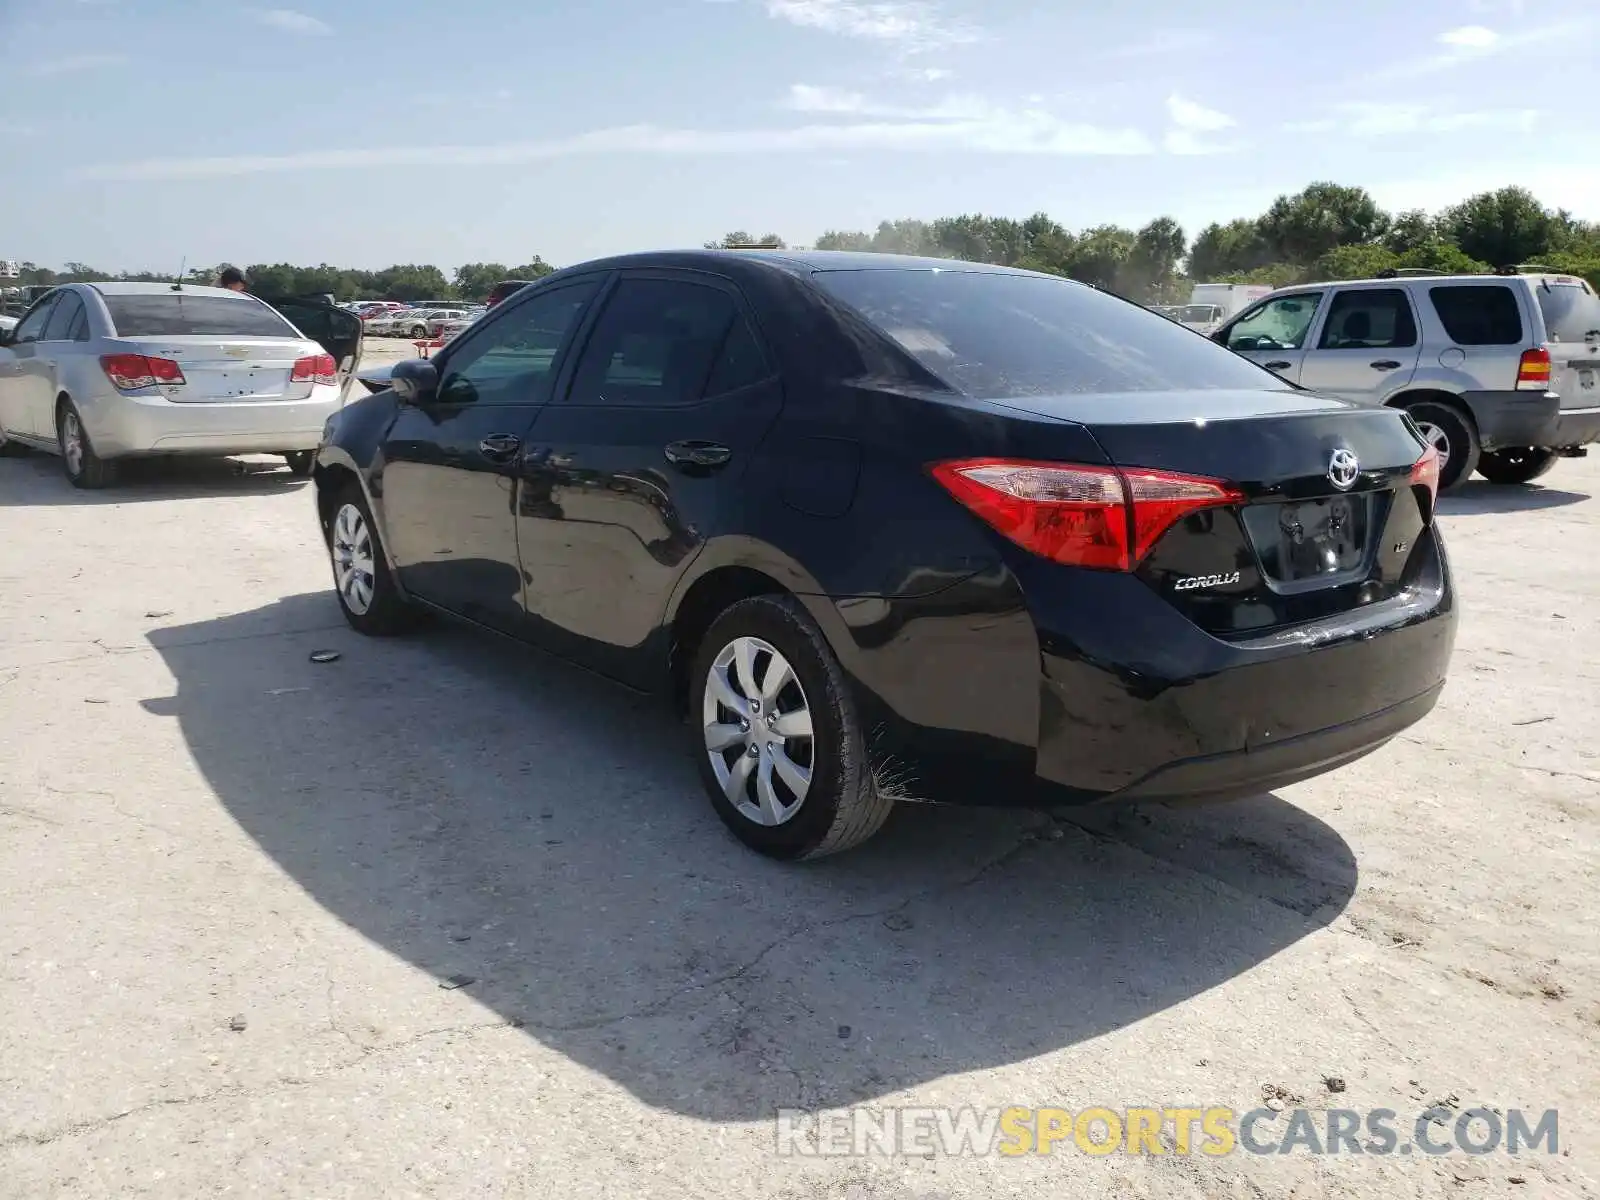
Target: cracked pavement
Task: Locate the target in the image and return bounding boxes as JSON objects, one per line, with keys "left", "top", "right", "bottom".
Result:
{"left": 1, "top": 414, "right": 1598, "bottom": 1198}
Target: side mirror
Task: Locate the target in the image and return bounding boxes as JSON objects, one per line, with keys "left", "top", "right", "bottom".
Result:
{"left": 1211, "top": 329, "right": 1228, "bottom": 346}
{"left": 390, "top": 357, "right": 438, "bottom": 404}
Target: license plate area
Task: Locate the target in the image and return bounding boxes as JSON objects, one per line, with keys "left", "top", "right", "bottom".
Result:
{"left": 1239, "top": 492, "right": 1384, "bottom": 593}
{"left": 1580, "top": 368, "right": 1595, "bottom": 390}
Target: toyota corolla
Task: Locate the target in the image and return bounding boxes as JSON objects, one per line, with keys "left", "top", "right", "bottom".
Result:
{"left": 311, "top": 250, "right": 1456, "bottom": 860}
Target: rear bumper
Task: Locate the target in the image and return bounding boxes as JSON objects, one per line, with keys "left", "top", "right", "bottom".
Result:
{"left": 81, "top": 385, "right": 343, "bottom": 458}
{"left": 834, "top": 532, "right": 1456, "bottom": 809}
{"left": 1463, "top": 390, "right": 1600, "bottom": 451}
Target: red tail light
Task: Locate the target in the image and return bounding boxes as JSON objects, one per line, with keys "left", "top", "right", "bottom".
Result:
{"left": 291, "top": 353, "right": 338, "bottom": 386}
{"left": 1410, "top": 444, "right": 1441, "bottom": 510}
{"left": 930, "top": 458, "right": 1244, "bottom": 571}
{"left": 100, "top": 353, "right": 185, "bottom": 389}
{"left": 1516, "top": 346, "right": 1551, "bottom": 390}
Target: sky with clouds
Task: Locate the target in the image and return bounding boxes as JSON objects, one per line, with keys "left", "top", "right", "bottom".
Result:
{"left": 3, "top": 0, "right": 1596, "bottom": 271}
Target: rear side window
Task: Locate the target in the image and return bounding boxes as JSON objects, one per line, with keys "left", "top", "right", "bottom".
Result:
{"left": 815, "top": 269, "right": 1284, "bottom": 396}
{"left": 43, "top": 291, "right": 85, "bottom": 341}
{"left": 1317, "top": 288, "right": 1417, "bottom": 349}
{"left": 1428, "top": 285, "right": 1523, "bottom": 346}
{"left": 567, "top": 279, "right": 742, "bottom": 406}
{"left": 102, "top": 294, "right": 298, "bottom": 338}
{"left": 1534, "top": 282, "right": 1600, "bottom": 344}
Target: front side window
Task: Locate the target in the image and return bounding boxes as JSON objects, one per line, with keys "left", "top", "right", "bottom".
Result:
{"left": 103, "top": 294, "right": 299, "bottom": 338}
{"left": 1226, "top": 293, "right": 1325, "bottom": 352}
{"left": 566, "top": 278, "right": 748, "bottom": 406}
{"left": 11, "top": 295, "right": 57, "bottom": 345}
{"left": 815, "top": 268, "right": 1293, "bottom": 396}
{"left": 1315, "top": 288, "right": 1417, "bottom": 349}
{"left": 436, "top": 279, "right": 600, "bottom": 405}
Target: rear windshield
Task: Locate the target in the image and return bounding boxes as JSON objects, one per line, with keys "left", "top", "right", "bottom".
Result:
{"left": 1534, "top": 281, "right": 1600, "bottom": 344}
{"left": 813, "top": 269, "right": 1284, "bottom": 396}
{"left": 102, "top": 294, "right": 299, "bottom": 338}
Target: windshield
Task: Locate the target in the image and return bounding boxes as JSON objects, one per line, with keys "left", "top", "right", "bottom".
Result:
{"left": 814, "top": 268, "right": 1285, "bottom": 397}
{"left": 1535, "top": 282, "right": 1600, "bottom": 344}
{"left": 103, "top": 294, "right": 299, "bottom": 338}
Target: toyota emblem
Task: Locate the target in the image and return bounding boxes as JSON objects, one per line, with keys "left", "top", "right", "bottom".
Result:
{"left": 1327, "top": 448, "right": 1359, "bottom": 490}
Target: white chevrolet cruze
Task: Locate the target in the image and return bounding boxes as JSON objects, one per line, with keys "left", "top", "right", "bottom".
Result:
{"left": 0, "top": 282, "right": 361, "bottom": 488}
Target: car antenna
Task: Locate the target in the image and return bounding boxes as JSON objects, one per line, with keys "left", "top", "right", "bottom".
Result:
{"left": 170, "top": 256, "right": 186, "bottom": 291}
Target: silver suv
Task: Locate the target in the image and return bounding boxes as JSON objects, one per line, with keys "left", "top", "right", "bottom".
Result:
{"left": 1213, "top": 271, "right": 1600, "bottom": 489}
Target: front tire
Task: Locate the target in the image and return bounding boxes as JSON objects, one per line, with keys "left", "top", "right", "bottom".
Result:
{"left": 690, "top": 594, "right": 893, "bottom": 860}
{"left": 1476, "top": 447, "right": 1559, "bottom": 485}
{"left": 409, "top": 324, "right": 427, "bottom": 339}
{"left": 283, "top": 450, "right": 315, "bottom": 477}
{"left": 1404, "top": 400, "right": 1479, "bottom": 492}
{"left": 57, "top": 400, "right": 116, "bottom": 489}
{"left": 324, "top": 483, "right": 418, "bottom": 635}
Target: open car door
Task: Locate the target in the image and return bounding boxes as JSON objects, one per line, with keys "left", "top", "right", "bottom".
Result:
{"left": 258, "top": 295, "right": 364, "bottom": 384}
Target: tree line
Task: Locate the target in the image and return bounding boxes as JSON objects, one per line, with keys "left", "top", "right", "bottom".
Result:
{"left": 8, "top": 258, "right": 557, "bottom": 302}
{"left": 12, "top": 183, "right": 1600, "bottom": 305}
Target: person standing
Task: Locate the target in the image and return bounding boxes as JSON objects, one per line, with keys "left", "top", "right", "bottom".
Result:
{"left": 216, "top": 266, "right": 248, "bottom": 292}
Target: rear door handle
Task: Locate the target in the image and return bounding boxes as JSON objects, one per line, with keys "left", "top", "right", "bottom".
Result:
{"left": 479, "top": 433, "right": 522, "bottom": 462}
{"left": 1370, "top": 360, "right": 1402, "bottom": 370}
{"left": 664, "top": 440, "right": 732, "bottom": 469}
{"left": 1264, "top": 360, "right": 1292, "bottom": 370}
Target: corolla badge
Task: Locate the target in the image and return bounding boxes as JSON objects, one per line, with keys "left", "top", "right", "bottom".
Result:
{"left": 1174, "top": 570, "right": 1242, "bottom": 592}
{"left": 1327, "top": 447, "right": 1359, "bottom": 490}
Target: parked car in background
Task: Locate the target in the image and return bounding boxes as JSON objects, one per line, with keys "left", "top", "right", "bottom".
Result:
{"left": 0, "top": 283, "right": 360, "bottom": 486}
{"left": 1213, "top": 271, "right": 1600, "bottom": 489}
{"left": 486, "top": 279, "right": 536, "bottom": 308}
{"left": 312, "top": 249, "right": 1454, "bottom": 859}
{"left": 0, "top": 315, "right": 15, "bottom": 337}
{"left": 1151, "top": 302, "right": 1226, "bottom": 334}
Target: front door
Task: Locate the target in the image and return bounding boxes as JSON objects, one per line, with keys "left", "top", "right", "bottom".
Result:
{"left": 1297, "top": 286, "right": 1422, "bottom": 401}
{"left": 1219, "top": 291, "right": 1327, "bottom": 384}
{"left": 515, "top": 270, "right": 783, "bottom": 687}
{"left": 376, "top": 276, "right": 604, "bottom": 634}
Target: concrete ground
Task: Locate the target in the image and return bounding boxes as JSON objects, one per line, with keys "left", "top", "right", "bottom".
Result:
{"left": 1, "top": 376, "right": 1596, "bottom": 1197}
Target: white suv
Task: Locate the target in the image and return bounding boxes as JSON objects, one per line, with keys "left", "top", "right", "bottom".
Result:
{"left": 1214, "top": 271, "right": 1600, "bottom": 489}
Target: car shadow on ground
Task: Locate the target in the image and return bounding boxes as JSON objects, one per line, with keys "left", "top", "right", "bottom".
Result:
{"left": 1439, "top": 479, "right": 1590, "bottom": 515}
{"left": 144, "top": 590, "right": 1358, "bottom": 1122}
{"left": 0, "top": 450, "right": 308, "bottom": 504}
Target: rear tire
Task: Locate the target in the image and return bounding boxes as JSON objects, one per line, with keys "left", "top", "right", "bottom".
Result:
{"left": 283, "top": 450, "right": 315, "bottom": 477}
{"left": 1476, "top": 447, "right": 1559, "bottom": 485}
{"left": 689, "top": 594, "right": 893, "bottom": 860}
{"left": 57, "top": 400, "right": 116, "bottom": 489}
{"left": 1403, "top": 400, "right": 1478, "bottom": 492}
{"left": 409, "top": 324, "right": 427, "bottom": 339}
{"left": 324, "top": 483, "right": 419, "bottom": 635}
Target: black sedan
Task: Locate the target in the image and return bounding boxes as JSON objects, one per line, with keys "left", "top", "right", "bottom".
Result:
{"left": 312, "top": 250, "right": 1455, "bottom": 860}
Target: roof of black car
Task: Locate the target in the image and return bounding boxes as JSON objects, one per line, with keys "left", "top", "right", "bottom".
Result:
{"left": 564, "top": 249, "right": 1026, "bottom": 276}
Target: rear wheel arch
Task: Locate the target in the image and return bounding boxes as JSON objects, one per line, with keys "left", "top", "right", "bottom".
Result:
{"left": 668, "top": 565, "right": 790, "bottom": 714}
{"left": 314, "top": 461, "right": 362, "bottom": 535}
{"left": 1384, "top": 388, "right": 1477, "bottom": 431}
{"left": 1387, "top": 389, "right": 1480, "bottom": 489}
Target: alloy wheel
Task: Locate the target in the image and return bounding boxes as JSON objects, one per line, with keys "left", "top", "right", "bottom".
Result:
{"left": 1413, "top": 421, "right": 1450, "bottom": 470}
{"left": 331, "top": 502, "right": 376, "bottom": 615}
{"left": 703, "top": 636, "right": 815, "bottom": 826}
{"left": 60, "top": 409, "right": 84, "bottom": 476}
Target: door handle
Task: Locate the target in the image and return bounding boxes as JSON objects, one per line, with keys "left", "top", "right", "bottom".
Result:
{"left": 1264, "top": 360, "right": 1292, "bottom": 370}
{"left": 664, "top": 440, "right": 732, "bottom": 469}
{"left": 478, "top": 433, "right": 522, "bottom": 462}
{"left": 1370, "top": 360, "right": 1402, "bottom": 370}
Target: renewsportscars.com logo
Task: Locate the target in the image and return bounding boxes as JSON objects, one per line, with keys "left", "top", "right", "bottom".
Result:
{"left": 775, "top": 1106, "right": 1560, "bottom": 1159}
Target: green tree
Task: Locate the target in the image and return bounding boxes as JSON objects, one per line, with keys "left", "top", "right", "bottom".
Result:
{"left": 1439, "top": 187, "right": 1557, "bottom": 269}
{"left": 371, "top": 264, "right": 453, "bottom": 301}
{"left": 506, "top": 257, "right": 557, "bottom": 280}
{"left": 1383, "top": 209, "right": 1438, "bottom": 255}
{"left": 1187, "top": 219, "right": 1275, "bottom": 279}
{"left": 814, "top": 229, "right": 874, "bottom": 251}
{"left": 705, "top": 232, "right": 785, "bottom": 249}
{"left": 1258, "top": 182, "right": 1389, "bottom": 265}
{"left": 1123, "top": 217, "right": 1187, "bottom": 301}
{"left": 1314, "top": 243, "right": 1400, "bottom": 281}
{"left": 1065, "top": 225, "right": 1136, "bottom": 291}
{"left": 454, "top": 262, "right": 510, "bottom": 299}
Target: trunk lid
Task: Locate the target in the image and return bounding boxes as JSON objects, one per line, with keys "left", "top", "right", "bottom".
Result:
{"left": 992, "top": 389, "right": 1433, "bottom": 636}
{"left": 114, "top": 336, "right": 321, "bottom": 403}
{"left": 1532, "top": 277, "right": 1600, "bottom": 409}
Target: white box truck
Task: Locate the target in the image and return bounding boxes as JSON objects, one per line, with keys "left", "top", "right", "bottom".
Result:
{"left": 1189, "top": 283, "right": 1273, "bottom": 322}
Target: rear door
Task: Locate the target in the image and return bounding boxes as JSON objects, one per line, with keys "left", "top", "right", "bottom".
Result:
{"left": 1296, "top": 285, "right": 1422, "bottom": 401}
{"left": 260, "top": 296, "right": 364, "bottom": 383}
{"left": 377, "top": 275, "right": 605, "bottom": 634}
{"left": 1532, "top": 276, "right": 1600, "bottom": 408}
{"left": 514, "top": 270, "right": 783, "bottom": 685}
{"left": 1217, "top": 291, "right": 1327, "bottom": 383}
{"left": 0, "top": 291, "right": 60, "bottom": 439}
